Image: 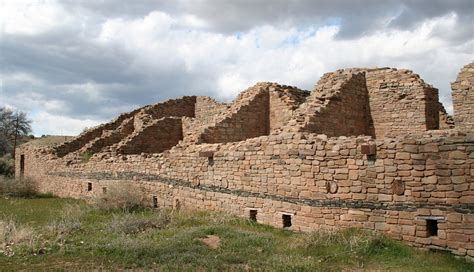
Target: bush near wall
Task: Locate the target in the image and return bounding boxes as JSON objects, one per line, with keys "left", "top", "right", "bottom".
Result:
{"left": 0, "top": 155, "right": 14, "bottom": 177}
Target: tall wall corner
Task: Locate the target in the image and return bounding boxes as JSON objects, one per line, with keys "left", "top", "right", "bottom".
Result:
{"left": 451, "top": 61, "right": 474, "bottom": 131}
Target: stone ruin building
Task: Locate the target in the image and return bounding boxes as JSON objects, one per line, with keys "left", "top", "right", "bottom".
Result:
{"left": 16, "top": 62, "right": 474, "bottom": 259}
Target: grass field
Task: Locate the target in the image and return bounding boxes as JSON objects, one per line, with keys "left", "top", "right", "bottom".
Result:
{"left": 0, "top": 196, "right": 473, "bottom": 271}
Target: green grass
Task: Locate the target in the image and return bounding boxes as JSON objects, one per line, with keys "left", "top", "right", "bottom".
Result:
{"left": 0, "top": 196, "right": 70, "bottom": 226}
{"left": 0, "top": 197, "right": 472, "bottom": 271}
{"left": 80, "top": 151, "right": 94, "bottom": 163}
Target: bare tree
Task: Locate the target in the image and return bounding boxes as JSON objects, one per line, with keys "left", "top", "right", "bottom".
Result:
{"left": 0, "top": 108, "right": 14, "bottom": 155}
{"left": 0, "top": 107, "right": 32, "bottom": 157}
{"left": 12, "top": 111, "right": 32, "bottom": 158}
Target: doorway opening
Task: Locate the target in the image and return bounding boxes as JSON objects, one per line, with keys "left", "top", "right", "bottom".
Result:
{"left": 20, "top": 155, "right": 25, "bottom": 177}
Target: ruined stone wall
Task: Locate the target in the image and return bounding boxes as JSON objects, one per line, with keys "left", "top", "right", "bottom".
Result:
{"left": 54, "top": 109, "right": 141, "bottom": 157}
{"left": 182, "top": 97, "right": 229, "bottom": 142}
{"left": 284, "top": 67, "right": 444, "bottom": 138}
{"left": 269, "top": 86, "right": 310, "bottom": 132}
{"left": 16, "top": 129, "right": 474, "bottom": 259}
{"left": 54, "top": 96, "right": 197, "bottom": 157}
{"left": 438, "top": 102, "right": 455, "bottom": 130}
{"left": 116, "top": 117, "right": 183, "bottom": 155}
{"left": 15, "top": 63, "right": 473, "bottom": 259}
{"left": 365, "top": 68, "right": 439, "bottom": 138}
{"left": 199, "top": 84, "right": 270, "bottom": 143}
{"left": 286, "top": 70, "right": 373, "bottom": 137}
{"left": 452, "top": 62, "right": 474, "bottom": 131}
{"left": 82, "top": 117, "right": 135, "bottom": 154}
{"left": 195, "top": 96, "right": 229, "bottom": 122}
{"left": 142, "top": 96, "right": 197, "bottom": 119}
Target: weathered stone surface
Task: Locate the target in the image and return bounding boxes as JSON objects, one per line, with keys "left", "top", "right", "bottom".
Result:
{"left": 391, "top": 180, "right": 405, "bottom": 196}
{"left": 452, "top": 62, "right": 474, "bottom": 131}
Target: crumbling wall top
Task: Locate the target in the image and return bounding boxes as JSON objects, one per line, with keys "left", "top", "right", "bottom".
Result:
{"left": 451, "top": 61, "right": 474, "bottom": 131}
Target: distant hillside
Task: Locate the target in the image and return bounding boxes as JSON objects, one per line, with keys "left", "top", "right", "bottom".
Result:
{"left": 22, "top": 135, "right": 74, "bottom": 147}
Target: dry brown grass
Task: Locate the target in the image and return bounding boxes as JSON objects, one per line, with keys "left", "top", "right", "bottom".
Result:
{"left": 107, "top": 211, "right": 170, "bottom": 235}
{"left": 23, "top": 136, "right": 74, "bottom": 147}
{"left": 93, "top": 182, "right": 142, "bottom": 212}
{"left": 0, "top": 217, "right": 37, "bottom": 257}
{"left": 46, "top": 204, "right": 86, "bottom": 245}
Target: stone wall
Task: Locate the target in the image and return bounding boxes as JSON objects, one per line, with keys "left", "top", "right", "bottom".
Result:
{"left": 365, "top": 68, "right": 440, "bottom": 138}
{"left": 452, "top": 62, "right": 474, "bottom": 131}
{"left": 195, "top": 96, "right": 229, "bottom": 122}
{"left": 54, "top": 109, "right": 141, "bottom": 157}
{"left": 285, "top": 67, "right": 446, "bottom": 139}
{"left": 195, "top": 83, "right": 309, "bottom": 144}
{"left": 286, "top": 70, "right": 373, "bottom": 137}
{"left": 82, "top": 117, "right": 135, "bottom": 154}
{"left": 269, "top": 86, "right": 310, "bottom": 132}
{"left": 16, "top": 129, "right": 474, "bottom": 259}
{"left": 199, "top": 83, "right": 271, "bottom": 143}
{"left": 182, "top": 97, "right": 230, "bottom": 142}
{"left": 117, "top": 117, "right": 183, "bottom": 155}
{"left": 14, "top": 62, "right": 474, "bottom": 260}
{"left": 438, "top": 102, "right": 455, "bottom": 130}
{"left": 54, "top": 96, "right": 197, "bottom": 158}
{"left": 142, "top": 96, "right": 197, "bottom": 119}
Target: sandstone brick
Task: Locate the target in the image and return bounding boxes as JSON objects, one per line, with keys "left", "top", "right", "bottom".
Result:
{"left": 449, "top": 151, "right": 467, "bottom": 160}
{"left": 378, "top": 194, "right": 393, "bottom": 202}
{"left": 447, "top": 233, "right": 469, "bottom": 242}
{"left": 460, "top": 196, "right": 474, "bottom": 204}
{"left": 422, "top": 176, "right": 437, "bottom": 184}
{"left": 420, "top": 143, "right": 439, "bottom": 153}
{"left": 396, "top": 152, "right": 410, "bottom": 160}
{"left": 403, "top": 145, "right": 418, "bottom": 153}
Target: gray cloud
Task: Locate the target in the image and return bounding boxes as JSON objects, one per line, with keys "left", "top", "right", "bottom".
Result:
{"left": 0, "top": 0, "right": 472, "bottom": 135}
{"left": 1, "top": 29, "right": 217, "bottom": 122}
{"left": 62, "top": 0, "right": 473, "bottom": 40}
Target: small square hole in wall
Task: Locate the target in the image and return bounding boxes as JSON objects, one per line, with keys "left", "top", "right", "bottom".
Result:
{"left": 426, "top": 219, "right": 438, "bottom": 237}
{"left": 87, "top": 182, "right": 92, "bottom": 192}
{"left": 153, "top": 195, "right": 158, "bottom": 208}
{"left": 282, "top": 214, "right": 292, "bottom": 228}
{"left": 208, "top": 156, "right": 214, "bottom": 166}
{"left": 102, "top": 187, "right": 107, "bottom": 194}
{"left": 249, "top": 209, "right": 257, "bottom": 222}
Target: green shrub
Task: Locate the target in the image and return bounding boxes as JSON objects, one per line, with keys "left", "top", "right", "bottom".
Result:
{"left": 0, "top": 155, "right": 14, "bottom": 177}
{"left": 80, "top": 151, "right": 94, "bottom": 163}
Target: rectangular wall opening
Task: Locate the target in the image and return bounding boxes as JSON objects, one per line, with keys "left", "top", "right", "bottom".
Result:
{"left": 249, "top": 209, "right": 257, "bottom": 222}
{"left": 20, "top": 155, "right": 25, "bottom": 177}
{"left": 153, "top": 195, "right": 158, "bottom": 208}
{"left": 208, "top": 156, "right": 214, "bottom": 166}
{"left": 87, "top": 182, "right": 92, "bottom": 192}
{"left": 426, "top": 219, "right": 438, "bottom": 237}
{"left": 282, "top": 214, "right": 292, "bottom": 228}
{"left": 102, "top": 187, "right": 107, "bottom": 194}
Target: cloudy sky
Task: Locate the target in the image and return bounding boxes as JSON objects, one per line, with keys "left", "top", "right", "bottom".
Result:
{"left": 1, "top": 0, "right": 473, "bottom": 136}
